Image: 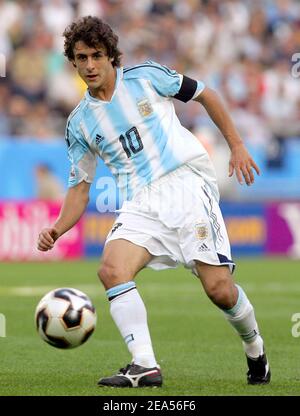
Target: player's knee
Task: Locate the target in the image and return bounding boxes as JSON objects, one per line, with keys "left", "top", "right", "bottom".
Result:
{"left": 97, "top": 262, "right": 130, "bottom": 289}
{"left": 206, "top": 278, "right": 236, "bottom": 309}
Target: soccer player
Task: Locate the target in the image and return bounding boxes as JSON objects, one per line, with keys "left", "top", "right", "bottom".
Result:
{"left": 37, "top": 16, "right": 270, "bottom": 388}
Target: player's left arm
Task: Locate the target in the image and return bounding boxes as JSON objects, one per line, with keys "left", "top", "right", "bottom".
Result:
{"left": 194, "top": 87, "right": 260, "bottom": 186}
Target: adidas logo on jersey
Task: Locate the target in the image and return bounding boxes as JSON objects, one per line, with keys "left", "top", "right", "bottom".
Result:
{"left": 95, "top": 134, "right": 105, "bottom": 145}
{"left": 198, "top": 243, "right": 210, "bottom": 252}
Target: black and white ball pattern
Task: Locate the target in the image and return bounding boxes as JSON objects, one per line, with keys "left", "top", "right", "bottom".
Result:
{"left": 35, "top": 288, "right": 97, "bottom": 349}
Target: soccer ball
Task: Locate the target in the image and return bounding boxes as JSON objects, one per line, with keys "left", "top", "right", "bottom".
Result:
{"left": 35, "top": 288, "right": 97, "bottom": 349}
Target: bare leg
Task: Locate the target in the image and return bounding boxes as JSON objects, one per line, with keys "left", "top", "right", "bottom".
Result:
{"left": 194, "top": 261, "right": 264, "bottom": 356}
{"left": 98, "top": 239, "right": 153, "bottom": 289}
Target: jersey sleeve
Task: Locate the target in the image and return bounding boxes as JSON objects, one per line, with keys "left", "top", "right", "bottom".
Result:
{"left": 136, "top": 61, "right": 205, "bottom": 102}
{"left": 65, "top": 120, "right": 97, "bottom": 188}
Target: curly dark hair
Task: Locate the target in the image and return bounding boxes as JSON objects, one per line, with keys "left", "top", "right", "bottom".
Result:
{"left": 63, "top": 16, "right": 122, "bottom": 67}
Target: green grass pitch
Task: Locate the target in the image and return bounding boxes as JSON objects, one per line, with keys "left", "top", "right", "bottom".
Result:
{"left": 0, "top": 258, "right": 300, "bottom": 396}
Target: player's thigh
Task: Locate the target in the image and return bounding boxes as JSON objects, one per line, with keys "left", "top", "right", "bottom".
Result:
{"left": 98, "top": 238, "right": 153, "bottom": 289}
{"left": 195, "top": 260, "right": 237, "bottom": 306}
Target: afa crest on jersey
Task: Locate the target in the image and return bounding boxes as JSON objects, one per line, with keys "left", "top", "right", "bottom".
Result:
{"left": 137, "top": 98, "right": 153, "bottom": 117}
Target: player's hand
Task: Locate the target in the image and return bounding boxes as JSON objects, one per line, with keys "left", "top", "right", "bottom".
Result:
{"left": 37, "top": 228, "right": 59, "bottom": 251}
{"left": 228, "top": 143, "right": 260, "bottom": 186}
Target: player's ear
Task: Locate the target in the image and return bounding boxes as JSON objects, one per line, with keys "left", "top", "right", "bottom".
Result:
{"left": 72, "top": 61, "right": 77, "bottom": 68}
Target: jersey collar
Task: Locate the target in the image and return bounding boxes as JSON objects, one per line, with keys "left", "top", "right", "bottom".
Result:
{"left": 85, "top": 67, "right": 123, "bottom": 104}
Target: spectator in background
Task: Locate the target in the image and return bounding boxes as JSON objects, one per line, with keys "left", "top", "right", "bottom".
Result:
{"left": 35, "top": 163, "right": 64, "bottom": 201}
{"left": 0, "top": 0, "right": 22, "bottom": 58}
{"left": 0, "top": 83, "right": 11, "bottom": 136}
{"left": 9, "top": 34, "right": 47, "bottom": 103}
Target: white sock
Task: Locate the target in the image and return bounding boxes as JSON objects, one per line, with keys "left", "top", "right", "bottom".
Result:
{"left": 242, "top": 336, "right": 264, "bottom": 359}
{"left": 107, "top": 282, "right": 157, "bottom": 368}
{"left": 222, "top": 284, "right": 264, "bottom": 358}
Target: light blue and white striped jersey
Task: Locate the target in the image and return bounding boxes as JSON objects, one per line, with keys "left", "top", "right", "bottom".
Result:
{"left": 65, "top": 61, "right": 218, "bottom": 201}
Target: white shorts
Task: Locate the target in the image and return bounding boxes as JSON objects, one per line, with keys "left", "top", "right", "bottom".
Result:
{"left": 106, "top": 165, "right": 235, "bottom": 276}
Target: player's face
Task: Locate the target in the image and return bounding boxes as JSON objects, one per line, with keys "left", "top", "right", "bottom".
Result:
{"left": 73, "top": 41, "right": 115, "bottom": 94}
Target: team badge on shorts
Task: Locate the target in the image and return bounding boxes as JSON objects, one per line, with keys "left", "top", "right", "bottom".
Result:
{"left": 195, "top": 222, "right": 209, "bottom": 240}
{"left": 137, "top": 98, "right": 153, "bottom": 117}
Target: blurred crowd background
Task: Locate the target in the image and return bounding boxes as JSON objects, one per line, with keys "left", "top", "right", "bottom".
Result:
{"left": 1, "top": 0, "right": 300, "bottom": 199}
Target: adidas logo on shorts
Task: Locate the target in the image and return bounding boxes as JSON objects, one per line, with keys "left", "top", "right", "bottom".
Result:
{"left": 198, "top": 243, "right": 210, "bottom": 252}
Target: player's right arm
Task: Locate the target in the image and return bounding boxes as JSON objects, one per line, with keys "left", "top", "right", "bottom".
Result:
{"left": 37, "top": 114, "right": 97, "bottom": 252}
{"left": 37, "top": 180, "right": 90, "bottom": 251}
